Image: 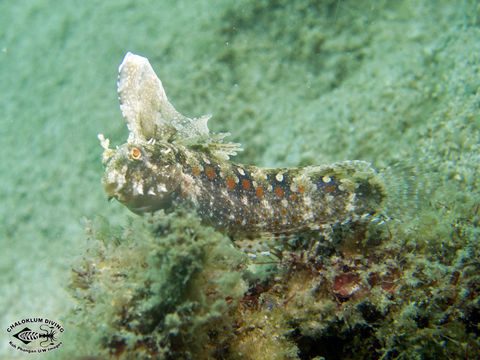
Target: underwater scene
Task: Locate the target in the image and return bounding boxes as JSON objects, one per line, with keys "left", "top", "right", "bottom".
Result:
{"left": 1, "top": 0, "right": 480, "bottom": 359}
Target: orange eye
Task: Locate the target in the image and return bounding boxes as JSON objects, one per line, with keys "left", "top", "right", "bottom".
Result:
{"left": 131, "top": 147, "right": 142, "bottom": 160}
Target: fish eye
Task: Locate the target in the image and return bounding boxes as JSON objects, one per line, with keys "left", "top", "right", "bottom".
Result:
{"left": 131, "top": 147, "right": 142, "bottom": 160}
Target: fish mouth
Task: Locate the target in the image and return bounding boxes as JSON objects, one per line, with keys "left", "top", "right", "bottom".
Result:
{"left": 101, "top": 171, "right": 125, "bottom": 199}
{"left": 103, "top": 181, "right": 118, "bottom": 198}
{"left": 101, "top": 160, "right": 128, "bottom": 199}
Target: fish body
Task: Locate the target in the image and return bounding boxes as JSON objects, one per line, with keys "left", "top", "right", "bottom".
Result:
{"left": 100, "top": 52, "right": 385, "bottom": 238}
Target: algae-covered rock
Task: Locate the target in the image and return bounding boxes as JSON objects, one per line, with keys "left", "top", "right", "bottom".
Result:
{"left": 66, "top": 209, "right": 248, "bottom": 359}
{"left": 64, "top": 203, "right": 480, "bottom": 360}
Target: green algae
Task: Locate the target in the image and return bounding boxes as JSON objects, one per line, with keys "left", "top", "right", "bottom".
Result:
{"left": 65, "top": 210, "right": 248, "bottom": 359}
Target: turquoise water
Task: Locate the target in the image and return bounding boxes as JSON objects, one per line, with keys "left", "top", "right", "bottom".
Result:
{"left": 1, "top": 0, "right": 479, "bottom": 358}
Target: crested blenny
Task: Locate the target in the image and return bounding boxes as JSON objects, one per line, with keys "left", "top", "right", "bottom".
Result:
{"left": 99, "top": 52, "right": 386, "bottom": 239}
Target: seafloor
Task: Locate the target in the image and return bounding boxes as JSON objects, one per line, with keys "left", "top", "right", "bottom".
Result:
{"left": 1, "top": 0, "right": 479, "bottom": 359}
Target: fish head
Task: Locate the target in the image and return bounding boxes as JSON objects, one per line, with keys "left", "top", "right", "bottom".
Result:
{"left": 100, "top": 137, "right": 181, "bottom": 214}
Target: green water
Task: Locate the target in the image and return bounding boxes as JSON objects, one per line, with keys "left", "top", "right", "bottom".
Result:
{"left": 1, "top": 0, "right": 479, "bottom": 358}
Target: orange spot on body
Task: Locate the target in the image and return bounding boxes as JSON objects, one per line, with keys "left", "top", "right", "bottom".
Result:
{"left": 281, "top": 208, "right": 287, "bottom": 215}
{"left": 192, "top": 167, "right": 201, "bottom": 176}
{"left": 242, "top": 179, "right": 251, "bottom": 190}
{"left": 226, "top": 176, "right": 235, "bottom": 190}
{"left": 256, "top": 186, "right": 263, "bottom": 198}
{"left": 205, "top": 165, "right": 215, "bottom": 180}
{"left": 297, "top": 185, "right": 306, "bottom": 193}
{"left": 275, "top": 186, "right": 284, "bottom": 197}
{"left": 290, "top": 194, "right": 298, "bottom": 201}
{"left": 325, "top": 184, "right": 335, "bottom": 193}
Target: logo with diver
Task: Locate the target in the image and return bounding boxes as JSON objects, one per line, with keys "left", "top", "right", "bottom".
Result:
{"left": 7, "top": 318, "right": 63, "bottom": 353}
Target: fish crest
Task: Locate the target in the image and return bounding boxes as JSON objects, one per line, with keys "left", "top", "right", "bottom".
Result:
{"left": 115, "top": 52, "right": 242, "bottom": 159}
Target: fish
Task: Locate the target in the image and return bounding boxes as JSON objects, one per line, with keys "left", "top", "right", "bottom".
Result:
{"left": 99, "top": 52, "right": 386, "bottom": 239}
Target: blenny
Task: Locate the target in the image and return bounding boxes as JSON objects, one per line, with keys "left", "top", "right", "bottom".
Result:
{"left": 99, "top": 52, "right": 385, "bottom": 239}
